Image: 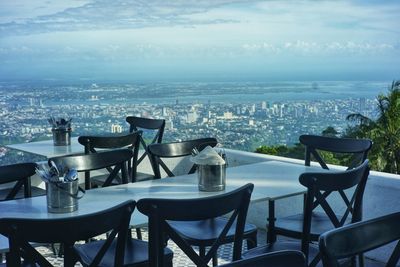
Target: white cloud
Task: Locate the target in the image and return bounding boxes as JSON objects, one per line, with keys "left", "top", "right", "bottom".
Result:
{"left": 0, "top": 0, "right": 399, "bottom": 81}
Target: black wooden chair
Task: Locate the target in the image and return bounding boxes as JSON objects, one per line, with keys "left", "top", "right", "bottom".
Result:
{"left": 0, "top": 162, "right": 46, "bottom": 260}
{"left": 126, "top": 116, "right": 165, "bottom": 179}
{"left": 137, "top": 183, "right": 254, "bottom": 267}
{"left": 219, "top": 250, "right": 307, "bottom": 267}
{"left": 148, "top": 137, "right": 219, "bottom": 179}
{"left": 319, "top": 212, "right": 400, "bottom": 267}
{"left": 78, "top": 132, "right": 141, "bottom": 189}
{"left": 49, "top": 149, "right": 134, "bottom": 190}
{"left": 244, "top": 160, "right": 370, "bottom": 267}
{"left": 264, "top": 135, "right": 372, "bottom": 257}
{"left": 0, "top": 162, "right": 45, "bottom": 201}
{"left": 299, "top": 135, "right": 372, "bottom": 170}
{"left": 148, "top": 138, "right": 258, "bottom": 265}
{"left": 0, "top": 200, "right": 173, "bottom": 267}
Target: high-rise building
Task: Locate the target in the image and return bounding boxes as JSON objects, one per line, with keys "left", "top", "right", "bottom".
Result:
{"left": 165, "top": 120, "right": 174, "bottom": 130}
{"left": 250, "top": 104, "right": 256, "bottom": 114}
{"left": 162, "top": 107, "right": 168, "bottom": 116}
{"left": 261, "top": 101, "right": 267, "bottom": 110}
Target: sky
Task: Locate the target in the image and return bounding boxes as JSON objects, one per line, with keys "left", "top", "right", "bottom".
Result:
{"left": 0, "top": 0, "right": 399, "bottom": 82}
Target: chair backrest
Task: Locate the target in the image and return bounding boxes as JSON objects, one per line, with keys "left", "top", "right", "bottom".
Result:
{"left": 299, "top": 135, "right": 372, "bottom": 170}
{"left": 299, "top": 160, "right": 370, "bottom": 259}
{"left": 78, "top": 132, "right": 141, "bottom": 188}
{"left": 126, "top": 116, "right": 166, "bottom": 166}
{"left": 220, "top": 250, "right": 307, "bottom": 267}
{"left": 319, "top": 212, "right": 400, "bottom": 267}
{"left": 0, "top": 200, "right": 135, "bottom": 267}
{"left": 137, "top": 183, "right": 254, "bottom": 267}
{"left": 0, "top": 162, "right": 37, "bottom": 200}
{"left": 49, "top": 149, "right": 134, "bottom": 189}
{"left": 147, "top": 137, "right": 218, "bottom": 178}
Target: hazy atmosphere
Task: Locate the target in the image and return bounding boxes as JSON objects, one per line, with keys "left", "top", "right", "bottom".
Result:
{"left": 1, "top": 0, "right": 399, "bottom": 82}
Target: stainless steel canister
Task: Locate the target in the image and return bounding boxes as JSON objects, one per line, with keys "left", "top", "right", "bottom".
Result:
{"left": 197, "top": 163, "right": 226, "bottom": 192}
{"left": 52, "top": 128, "right": 71, "bottom": 146}
{"left": 46, "top": 180, "right": 79, "bottom": 213}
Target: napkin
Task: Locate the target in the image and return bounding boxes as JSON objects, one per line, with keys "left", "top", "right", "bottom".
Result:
{"left": 190, "top": 146, "right": 226, "bottom": 165}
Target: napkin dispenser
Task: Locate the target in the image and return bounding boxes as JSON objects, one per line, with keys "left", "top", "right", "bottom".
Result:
{"left": 191, "top": 146, "right": 226, "bottom": 192}
{"left": 197, "top": 163, "right": 226, "bottom": 191}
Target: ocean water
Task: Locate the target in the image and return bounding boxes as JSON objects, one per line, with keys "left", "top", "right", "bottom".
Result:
{"left": 99, "top": 81, "right": 389, "bottom": 105}
{"left": 0, "top": 80, "right": 391, "bottom": 105}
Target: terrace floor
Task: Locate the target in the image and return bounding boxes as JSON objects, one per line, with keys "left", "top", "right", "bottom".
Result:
{"left": 22, "top": 228, "right": 385, "bottom": 266}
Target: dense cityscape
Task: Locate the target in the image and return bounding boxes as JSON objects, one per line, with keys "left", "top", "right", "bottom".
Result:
{"left": 0, "top": 82, "right": 379, "bottom": 165}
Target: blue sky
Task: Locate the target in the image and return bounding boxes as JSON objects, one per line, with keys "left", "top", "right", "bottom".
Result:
{"left": 0, "top": 0, "right": 399, "bottom": 82}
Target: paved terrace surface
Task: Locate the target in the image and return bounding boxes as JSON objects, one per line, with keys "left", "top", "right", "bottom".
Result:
{"left": 5, "top": 229, "right": 385, "bottom": 266}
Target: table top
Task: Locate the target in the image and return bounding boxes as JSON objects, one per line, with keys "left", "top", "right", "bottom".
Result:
{"left": 6, "top": 137, "right": 83, "bottom": 158}
{"left": 0, "top": 160, "right": 325, "bottom": 223}
{"left": 0, "top": 160, "right": 326, "bottom": 252}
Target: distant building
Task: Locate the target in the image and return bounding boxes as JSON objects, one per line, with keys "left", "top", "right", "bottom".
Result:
{"left": 250, "top": 104, "right": 256, "bottom": 114}
{"left": 359, "top": 98, "right": 366, "bottom": 113}
{"left": 111, "top": 124, "right": 123, "bottom": 133}
{"left": 236, "top": 107, "right": 241, "bottom": 115}
{"left": 187, "top": 111, "right": 198, "bottom": 123}
{"left": 223, "top": 112, "right": 233, "bottom": 119}
{"left": 165, "top": 120, "right": 174, "bottom": 130}
{"left": 261, "top": 101, "right": 267, "bottom": 110}
{"left": 162, "top": 107, "right": 168, "bottom": 116}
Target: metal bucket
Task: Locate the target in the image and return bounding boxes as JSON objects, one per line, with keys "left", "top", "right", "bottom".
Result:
{"left": 197, "top": 164, "right": 226, "bottom": 192}
{"left": 46, "top": 180, "right": 82, "bottom": 213}
{"left": 52, "top": 128, "right": 71, "bottom": 146}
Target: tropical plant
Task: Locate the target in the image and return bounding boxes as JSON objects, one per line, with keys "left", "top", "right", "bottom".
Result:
{"left": 345, "top": 81, "right": 400, "bottom": 174}
{"left": 322, "top": 126, "right": 338, "bottom": 137}
{"left": 255, "top": 143, "right": 304, "bottom": 160}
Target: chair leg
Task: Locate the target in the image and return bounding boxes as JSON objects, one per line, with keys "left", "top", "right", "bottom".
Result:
{"left": 267, "top": 200, "right": 277, "bottom": 244}
{"left": 358, "top": 253, "right": 365, "bottom": 267}
{"left": 199, "top": 246, "right": 206, "bottom": 258}
{"left": 136, "top": 228, "right": 142, "bottom": 240}
{"left": 51, "top": 243, "right": 58, "bottom": 256}
{"left": 64, "top": 245, "right": 78, "bottom": 267}
{"left": 58, "top": 242, "right": 64, "bottom": 257}
{"left": 213, "top": 253, "right": 218, "bottom": 267}
{"left": 246, "top": 232, "right": 258, "bottom": 249}
{"left": 309, "top": 253, "right": 321, "bottom": 267}
{"left": 212, "top": 253, "right": 218, "bottom": 266}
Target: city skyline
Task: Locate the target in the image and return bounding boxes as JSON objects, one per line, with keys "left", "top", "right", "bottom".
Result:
{"left": 0, "top": 0, "right": 399, "bottom": 82}
{"left": 0, "top": 81, "right": 382, "bottom": 150}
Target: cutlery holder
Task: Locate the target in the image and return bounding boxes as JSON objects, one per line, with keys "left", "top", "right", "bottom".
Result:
{"left": 46, "top": 180, "right": 83, "bottom": 213}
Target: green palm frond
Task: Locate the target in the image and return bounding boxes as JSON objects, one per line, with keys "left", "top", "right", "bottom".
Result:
{"left": 344, "top": 80, "right": 400, "bottom": 174}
